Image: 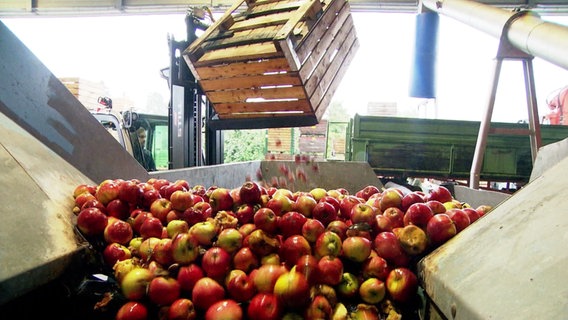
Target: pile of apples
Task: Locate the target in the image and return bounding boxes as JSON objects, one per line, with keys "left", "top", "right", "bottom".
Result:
{"left": 72, "top": 177, "right": 492, "bottom": 320}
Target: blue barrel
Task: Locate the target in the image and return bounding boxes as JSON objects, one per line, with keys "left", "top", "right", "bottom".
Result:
{"left": 409, "top": 11, "right": 439, "bottom": 99}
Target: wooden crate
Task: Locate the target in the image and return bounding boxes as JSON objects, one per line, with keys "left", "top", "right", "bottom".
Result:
{"left": 183, "top": 0, "right": 359, "bottom": 122}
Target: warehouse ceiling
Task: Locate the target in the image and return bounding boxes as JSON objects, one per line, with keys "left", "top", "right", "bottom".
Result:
{"left": 1, "top": 0, "right": 568, "bottom": 17}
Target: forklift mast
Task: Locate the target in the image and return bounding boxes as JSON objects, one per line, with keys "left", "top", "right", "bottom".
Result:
{"left": 167, "top": 7, "right": 223, "bottom": 169}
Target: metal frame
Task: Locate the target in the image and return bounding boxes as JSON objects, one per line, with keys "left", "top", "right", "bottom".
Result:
{"left": 469, "top": 10, "right": 542, "bottom": 188}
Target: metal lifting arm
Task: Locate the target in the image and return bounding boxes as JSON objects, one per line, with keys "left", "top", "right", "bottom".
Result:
{"left": 422, "top": 0, "right": 568, "bottom": 70}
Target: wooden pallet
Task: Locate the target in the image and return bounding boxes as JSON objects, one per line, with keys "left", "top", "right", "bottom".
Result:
{"left": 183, "top": 0, "right": 359, "bottom": 122}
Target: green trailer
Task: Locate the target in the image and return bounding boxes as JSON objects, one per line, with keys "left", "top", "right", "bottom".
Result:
{"left": 346, "top": 114, "right": 568, "bottom": 186}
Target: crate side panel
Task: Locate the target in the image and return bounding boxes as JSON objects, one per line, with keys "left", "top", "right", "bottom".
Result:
{"left": 195, "top": 58, "right": 292, "bottom": 79}
{"left": 213, "top": 99, "right": 312, "bottom": 118}
{"left": 199, "top": 72, "right": 302, "bottom": 91}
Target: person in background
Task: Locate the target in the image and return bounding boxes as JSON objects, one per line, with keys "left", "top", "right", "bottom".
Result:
{"left": 136, "top": 127, "right": 157, "bottom": 171}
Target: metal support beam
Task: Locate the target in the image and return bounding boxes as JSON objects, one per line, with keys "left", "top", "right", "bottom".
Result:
{"left": 469, "top": 10, "right": 541, "bottom": 189}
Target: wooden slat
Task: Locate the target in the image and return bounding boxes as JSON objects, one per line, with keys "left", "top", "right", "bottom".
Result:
{"left": 213, "top": 99, "right": 312, "bottom": 116}
{"left": 195, "top": 41, "right": 282, "bottom": 66}
{"left": 274, "top": 0, "right": 322, "bottom": 41}
{"left": 202, "top": 25, "right": 281, "bottom": 51}
{"left": 314, "top": 37, "right": 359, "bottom": 120}
{"left": 199, "top": 72, "right": 302, "bottom": 91}
{"left": 298, "top": 12, "right": 352, "bottom": 82}
{"left": 186, "top": 0, "right": 247, "bottom": 58}
{"left": 296, "top": 0, "right": 350, "bottom": 65}
{"left": 246, "top": 0, "right": 306, "bottom": 18}
{"left": 196, "top": 58, "right": 291, "bottom": 79}
{"left": 304, "top": 17, "right": 356, "bottom": 97}
{"left": 231, "top": 10, "right": 295, "bottom": 32}
{"left": 206, "top": 85, "right": 307, "bottom": 103}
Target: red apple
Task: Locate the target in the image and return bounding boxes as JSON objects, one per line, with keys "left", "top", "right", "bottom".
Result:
{"left": 273, "top": 266, "right": 311, "bottom": 309}
{"left": 95, "top": 179, "right": 121, "bottom": 205}
{"left": 171, "top": 232, "right": 200, "bottom": 264}
{"left": 121, "top": 267, "right": 154, "bottom": 300}
{"left": 149, "top": 198, "right": 172, "bottom": 225}
{"left": 293, "top": 194, "right": 317, "bottom": 218}
{"left": 295, "top": 254, "right": 319, "bottom": 285}
{"left": 314, "top": 230, "right": 343, "bottom": 258}
{"left": 247, "top": 293, "right": 282, "bottom": 320}
{"left": 341, "top": 236, "right": 372, "bottom": 263}
{"left": 235, "top": 203, "right": 256, "bottom": 225}
{"left": 216, "top": 227, "right": 244, "bottom": 254}
{"left": 338, "top": 195, "right": 363, "bottom": 220}
{"left": 326, "top": 220, "right": 349, "bottom": 240}
{"left": 426, "top": 200, "right": 447, "bottom": 214}
{"left": 463, "top": 207, "right": 481, "bottom": 224}
{"left": 115, "top": 301, "right": 148, "bottom": 320}
{"left": 225, "top": 269, "right": 256, "bottom": 302}
{"left": 350, "top": 203, "right": 377, "bottom": 226}
{"left": 103, "top": 242, "right": 131, "bottom": 267}
{"left": 106, "top": 198, "right": 131, "bottom": 220}
{"left": 253, "top": 207, "right": 279, "bottom": 234}
{"left": 170, "top": 190, "right": 195, "bottom": 212}
{"left": 201, "top": 246, "right": 232, "bottom": 281}
{"left": 233, "top": 246, "right": 260, "bottom": 273}
{"left": 445, "top": 208, "right": 471, "bottom": 232}
{"left": 167, "top": 298, "right": 196, "bottom": 320}
{"left": 129, "top": 210, "right": 153, "bottom": 235}
{"left": 359, "top": 277, "right": 386, "bottom": 304}
{"left": 426, "top": 185, "right": 453, "bottom": 203}
{"left": 382, "top": 206, "right": 405, "bottom": 229}
{"left": 426, "top": 213, "right": 457, "bottom": 246}
{"left": 302, "top": 218, "right": 326, "bottom": 243}
{"left": 278, "top": 211, "right": 307, "bottom": 238}
{"left": 192, "top": 277, "right": 225, "bottom": 311}
{"left": 77, "top": 207, "right": 108, "bottom": 237}
{"left": 73, "top": 183, "right": 96, "bottom": 199}
{"left": 319, "top": 195, "right": 341, "bottom": 213}
{"left": 279, "top": 235, "right": 312, "bottom": 268}
{"left": 139, "top": 216, "right": 164, "bottom": 239}
{"left": 104, "top": 217, "right": 134, "bottom": 245}
{"left": 205, "top": 299, "right": 243, "bottom": 320}
{"left": 147, "top": 276, "right": 181, "bottom": 306}
{"left": 239, "top": 181, "right": 262, "bottom": 205}
{"left": 137, "top": 236, "right": 160, "bottom": 262}
{"left": 476, "top": 204, "right": 492, "bottom": 217}
{"left": 250, "top": 263, "right": 287, "bottom": 293}
{"left": 177, "top": 263, "right": 204, "bottom": 293}
{"left": 356, "top": 185, "right": 381, "bottom": 201}
{"left": 209, "top": 187, "right": 234, "bottom": 213}
{"left": 189, "top": 220, "right": 219, "bottom": 246}
{"left": 312, "top": 201, "right": 338, "bottom": 226}
{"left": 317, "top": 255, "right": 343, "bottom": 286}
{"left": 304, "top": 295, "right": 333, "bottom": 319}
{"left": 386, "top": 267, "right": 418, "bottom": 303}
{"left": 379, "top": 188, "right": 403, "bottom": 211}
{"left": 166, "top": 219, "right": 189, "bottom": 238}
{"left": 153, "top": 237, "right": 174, "bottom": 266}
{"left": 401, "top": 191, "right": 425, "bottom": 212}
{"left": 118, "top": 180, "right": 144, "bottom": 206}
{"left": 403, "top": 202, "right": 434, "bottom": 229}
{"left": 374, "top": 214, "right": 394, "bottom": 233}
{"left": 373, "top": 231, "right": 409, "bottom": 267}
{"left": 362, "top": 255, "right": 390, "bottom": 280}
{"left": 162, "top": 182, "right": 188, "bottom": 200}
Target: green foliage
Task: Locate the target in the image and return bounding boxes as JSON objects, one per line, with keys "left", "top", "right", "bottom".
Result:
{"left": 224, "top": 129, "right": 267, "bottom": 163}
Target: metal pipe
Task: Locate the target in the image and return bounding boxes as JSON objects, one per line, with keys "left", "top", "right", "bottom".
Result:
{"left": 422, "top": 0, "right": 568, "bottom": 70}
